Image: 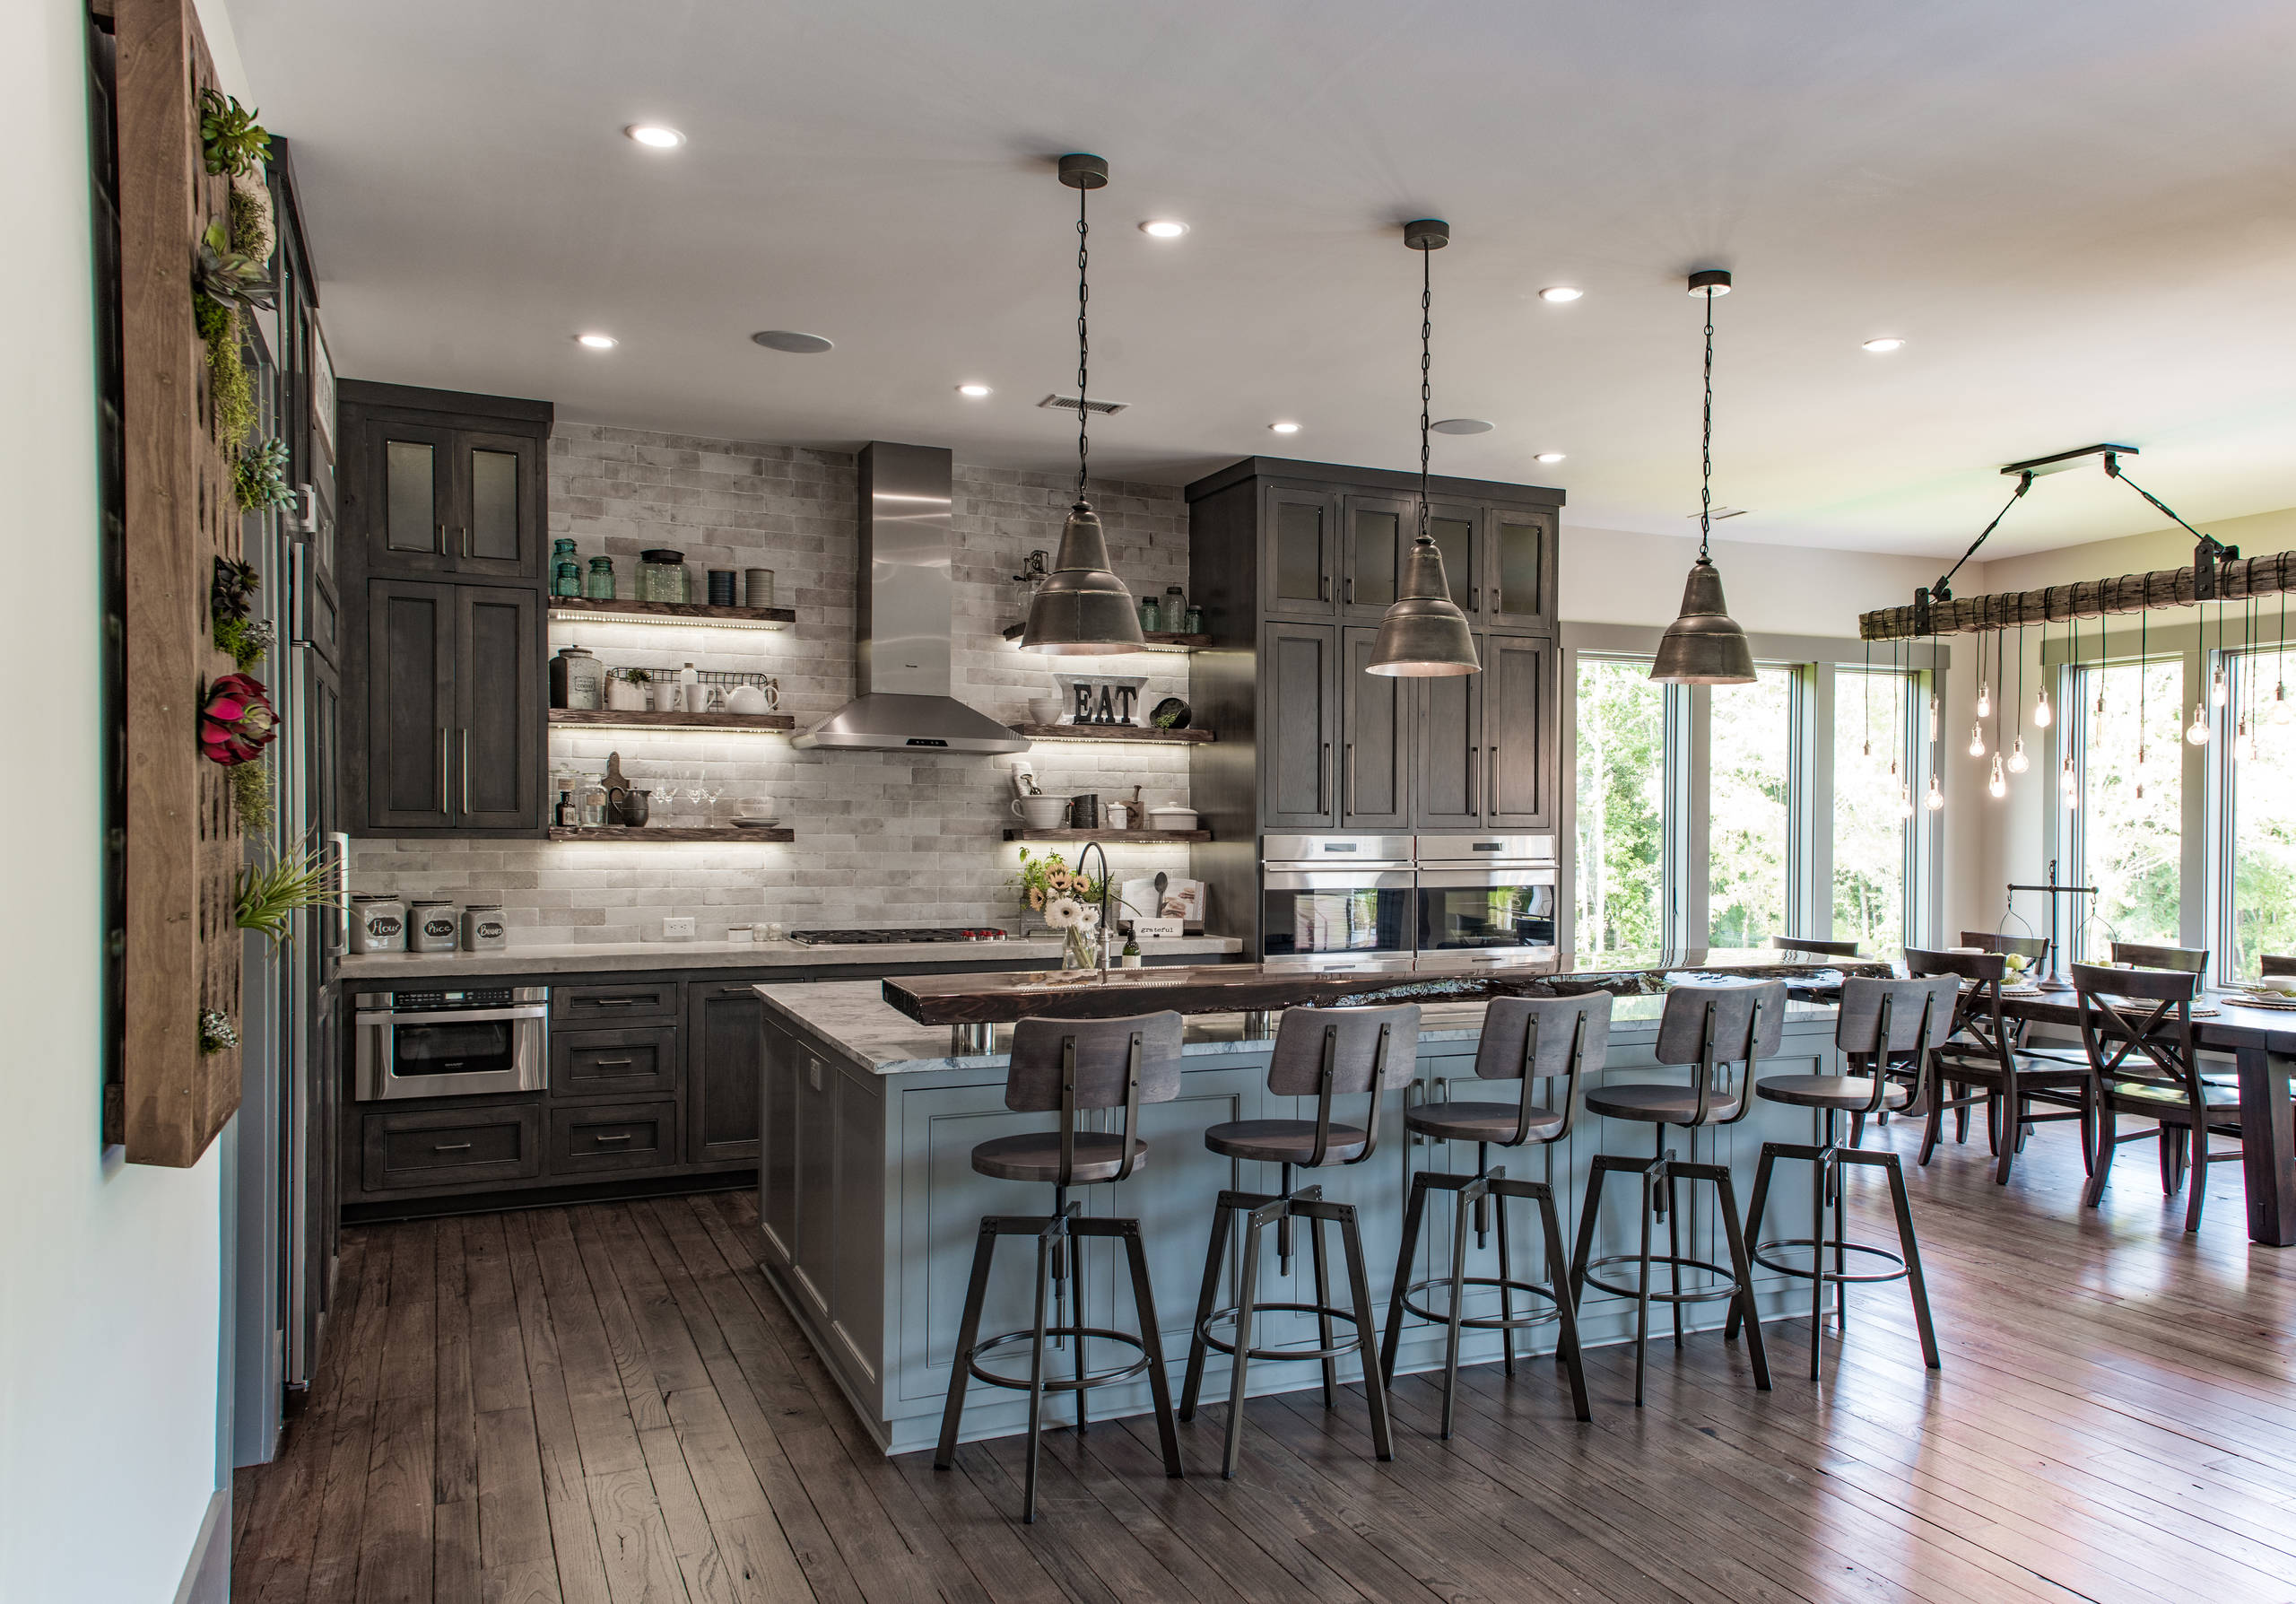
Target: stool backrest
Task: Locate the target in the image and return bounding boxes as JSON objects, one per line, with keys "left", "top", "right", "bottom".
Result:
{"left": 2263, "top": 954, "right": 2296, "bottom": 978}
{"left": 2109, "top": 940, "right": 2208, "bottom": 974}
{"left": 1266, "top": 1003, "right": 1421, "bottom": 1167}
{"left": 2072, "top": 962, "right": 2202, "bottom": 1103}
{"left": 1654, "top": 981, "right": 1787, "bottom": 1127}
{"left": 1768, "top": 934, "right": 1861, "bottom": 958}
{"left": 1906, "top": 946, "right": 2013, "bottom": 1077}
{"left": 1834, "top": 975, "right": 1959, "bottom": 1116}
{"left": 1473, "top": 992, "right": 1611, "bottom": 1145}
{"left": 1005, "top": 1011, "right": 1185, "bottom": 1190}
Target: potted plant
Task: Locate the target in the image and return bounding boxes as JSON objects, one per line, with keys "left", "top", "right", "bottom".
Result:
{"left": 607, "top": 667, "right": 650, "bottom": 711}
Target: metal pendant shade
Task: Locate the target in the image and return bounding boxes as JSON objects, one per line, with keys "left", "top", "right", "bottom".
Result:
{"left": 1367, "top": 536, "right": 1478, "bottom": 676}
{"left": 1652, "top": 267, "right": 1755, "bottom": 685}
{"left": 1019, "top": 500, "right": 1144, "bottom": 654}
{"left": 1651, "top": 557, "right": 1755, "bottom": 684}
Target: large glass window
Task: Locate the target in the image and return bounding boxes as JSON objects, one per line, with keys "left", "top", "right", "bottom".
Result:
{"left": 2226, "top": 649, "right": 2296, "bottom": 979}
{"left": 2072, "top": 659, "right": 2182, "bottom": 956}
{"left": 1834, "top": 667, "right": 1912, "bottom": 957}
{"left": 1708, "top": 666, "right": 1794, "bottom": 948}
{"left": 1574, "top": 657, "right": 1666, "bottom": 954}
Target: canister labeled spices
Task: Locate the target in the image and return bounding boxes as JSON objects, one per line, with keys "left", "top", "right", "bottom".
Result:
{"left": 409, "top": 901, "right": 459, "bottom": 954}
{"left": 461, "top": 904, "right": 508, "bottom": 951}
{"left": 349, "top": 895, "right": 405, "bottom": 955}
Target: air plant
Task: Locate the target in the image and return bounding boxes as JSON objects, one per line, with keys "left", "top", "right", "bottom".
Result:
{"left": 233, "top": 839, "right": 335, "bottom": 947}
{"left": 200, "top": 673, "right": 278, "bottom": 766}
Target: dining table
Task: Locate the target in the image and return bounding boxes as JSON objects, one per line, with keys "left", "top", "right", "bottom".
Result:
{"left": 1998, "top": 989, "right": 2296, "bottom": 1246}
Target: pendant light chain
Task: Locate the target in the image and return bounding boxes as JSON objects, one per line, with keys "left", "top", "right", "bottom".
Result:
{"left": 1074, "top": 179, "right": 1091, "bottom": 505}
{"left": 1699, "top": 287, "right": 1715, "bottom": 561}
{"left": 1419, "top": 243, "right": 1432, "bottom": 544}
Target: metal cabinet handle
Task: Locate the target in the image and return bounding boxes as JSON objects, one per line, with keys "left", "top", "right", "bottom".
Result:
{"left": 592, "top": 1133, "right": 633, "bottom": 1145}
{"left": 432, "top": 1142, "right": 473, "bottom": 1153}
{"left": 328, "top": 830, "right": 352, "bottom": 955}
{"left": 461, "top": 728, "right": 471, "bottom": 815}
{"left": 1319, "top": 742, "right": 1332, "bottom": 813}
{"left": 587, "top": 998, "right": 639, "bottom": 1007}
{"left": 435, "top": 521, "right": 447, "bottom": 555}
{"left": 1489, "top": 745, "right": 1500, "bottom": 815}
{"left": 438, "top": 728, "right": 449, "bottom": 815}
{"left": 1465, "top": 744, "right": 1476, "bottom": 814}
{"left": 458, "top": 525, "right": 472, "bottom": 558}
{"left": 718, "top": 985, "right": 753, "bottom": 995}
{"left": 591, "top": 1058, "right": 634, "bottom": 1068}
{"left": 1342, "top": 742, "right": 1352, "bottom": 817}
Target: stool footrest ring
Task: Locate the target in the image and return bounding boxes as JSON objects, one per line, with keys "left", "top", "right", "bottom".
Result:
{"left": 1397, "top": 1274, "right": 1564, "bottom": 1333}
{"left": 1196, "top": 1301, "right": 1370, "bottom": 1364}
{"left": 1580, "top": 1252, "right": 1744, "bottom": 1306}
{"left": 1751, "top": 1236, "right": 1909, "bottom": 1286}
{"left": 964, "top": 1325, "right": 1154, "bottom": 1393}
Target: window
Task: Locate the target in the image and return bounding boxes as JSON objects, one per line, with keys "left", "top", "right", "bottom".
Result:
{"left": 2224, "top": 648, "right": 2296, "bottom": 979}
{"left": 1574, "top": 656, "right": 1666, "bottom": 953}
{"left": 1834, "top": 667, "right": 1912, "bottom": 958}
{"left": 1707, "top": 666, "right": 1794, "bottom": 947}
{"left": 2071, "top": 659, "right": 2182, "bottom": 956}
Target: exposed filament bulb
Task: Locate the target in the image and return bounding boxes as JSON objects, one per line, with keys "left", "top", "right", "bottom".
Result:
{"left": 1987, "top": 754, "right": 2006, "bottom": 798}
{"left": 1967, "top": 721, "right": 1987, "bottom": 759}
{"left": 1897, "top": 784, "right": 1914, "bottom": 819}
{"left": 1977, "top": 682, "right": 1991, "bottom": 719}
{"left": 2187, "top": 702, "right": 2212, "bottom": 745}
{"left": 2006, "top": 737, "right": 2029, "bottom": 774}
{"left": 2059, "top": 752, "right": 2078, "bottom": 803}
{"left": 2211, "top": 662, "right": 2228, "bottom": 706}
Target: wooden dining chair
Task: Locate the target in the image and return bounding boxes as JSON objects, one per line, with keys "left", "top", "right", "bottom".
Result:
{"left": 1767, "top": 935, "right": 1861, "bottom": 959}
{"left": 2074, "top": 963, "right": 2242, "bottom": 1232}
{"left": 1905, "top": 948, "right": 2094, "bottom": 1183}
{"left": 2260, "top": 955, "right": 2296, "bottom": 978}
{"left": 2109, "top": 941, "right": 2209, "bottom": 974}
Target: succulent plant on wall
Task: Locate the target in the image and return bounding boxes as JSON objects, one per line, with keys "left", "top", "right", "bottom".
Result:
{"left": 233, "top": 436, "right": 291, "bottom": 512}
{"left": 197, "top": 88, "right": 269, "bottom": 177}
{"left": 199, "top": 673, "right": 279, "bottom": 767}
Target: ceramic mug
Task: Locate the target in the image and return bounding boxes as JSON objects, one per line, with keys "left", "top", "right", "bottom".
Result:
{"left": 1012, "top": 795, "right": 1069, "bottom": 830}
{"left": 1027, "top": 697, "right": 1063, "bottom": 725}
{"left": 1104, "top": 802, "right": 1131, "bottom": 830}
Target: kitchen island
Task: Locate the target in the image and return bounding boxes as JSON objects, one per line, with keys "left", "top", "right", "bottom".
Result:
{"left": 755, "top": 956, "right": 1873, "bottom": 1455}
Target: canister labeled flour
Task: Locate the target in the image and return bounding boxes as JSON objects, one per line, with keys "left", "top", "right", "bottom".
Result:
{"left": 350, "top": 895, "right": 405, "bottom": 955}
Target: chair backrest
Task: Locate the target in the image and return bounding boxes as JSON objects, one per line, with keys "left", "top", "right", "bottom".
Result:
{"left": 1768, "top": 934, "right": 1861, "bottom": 958}
{"left": 1473, "top": 993, "right": 1613, "bottom": 1083}
{"left": 1906, "top": 947, "right": 2013, "bottom": 1073}
{"left": 2071, "top": 962, "right": 2200, "bottom": 1099}
{"left": 2263, "top": 954, "right": 2296, "bottom": 978}
{"left": 1654, "top": 981, "right": 1787, "bottom": 1068}
{"left": 1961, "top": 929, "right": 2048, "bottom": 963}
{"left": 2109, "top": 941, "right": 2208, "bottom": 974}
{"left": 1835, "top": 975, "right": 1961, "bottom": 1058}
{"left": 1266, "top": 1003, "right": 1421, "bottom": 1097}
{"left": 1006, "top": 1011, "right": 1184, "bottom": 1112}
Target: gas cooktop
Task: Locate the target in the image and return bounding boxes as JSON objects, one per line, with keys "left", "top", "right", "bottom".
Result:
{"left": 785, "top": 928, "right": 1011, "bottom": 946}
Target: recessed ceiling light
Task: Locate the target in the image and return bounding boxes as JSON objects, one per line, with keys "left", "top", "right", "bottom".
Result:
{"left": 1430, "top": 418, "right": 1493, "bottom": 435}
{"left": 957, "top": 383, "right": 992, "bottom": 397}
{"left": 1534, "top": 452, "right": 1566, "bottom": 464}
{"left": 1268, "top": 421, "right": 1302, "bottom": 434}
{"left": 576, "top": 333, "right": 618, "bottom": 350}
{"left": 1862, "top": 336, "right": 1906, "bottom": 353}
{"left": 1139, "top": 220, "right": 1188, "bottom": 239}
{"left": 624, "top": 124, "right": 684, "bottom": 149}
{"left": 1538, "top": 286, "right": 1583, "bottom": 303}
{"left": 751, "top": 330, "right": 834, "bottom": 353}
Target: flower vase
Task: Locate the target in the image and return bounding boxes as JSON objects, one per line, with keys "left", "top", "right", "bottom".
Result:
{"left": 1062, "top": 925, "right": 1096, "bottom": 972}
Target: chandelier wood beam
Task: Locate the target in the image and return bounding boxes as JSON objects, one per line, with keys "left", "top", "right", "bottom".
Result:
{"left": 1859, "top": 547, "right": 2296, "bottom": 642}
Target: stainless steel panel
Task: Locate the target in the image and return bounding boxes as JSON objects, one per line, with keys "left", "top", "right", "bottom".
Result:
{"left": 857, "top": 442, "right": 953, "bottom": 698}
{"left": 1262, "top": 867, "right": 1415, "bottom": 891}
{"left": 1416, "top": 866, "right": 1559, "bottom": 890}
{"left": 1413, "top": 833, "right": 1557, "bottom": 863}
{"left": 1262, "top": 833, "right": 1414, "bottom": 867}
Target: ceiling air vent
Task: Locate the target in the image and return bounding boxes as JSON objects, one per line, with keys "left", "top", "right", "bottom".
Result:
{"left": 1038, "top": 393, "right": 1129, "bottom": 415}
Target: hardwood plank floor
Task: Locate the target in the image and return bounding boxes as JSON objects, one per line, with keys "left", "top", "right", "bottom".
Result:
{"left": 236, "top": 1118, "right": 2296, "bottom": 1604}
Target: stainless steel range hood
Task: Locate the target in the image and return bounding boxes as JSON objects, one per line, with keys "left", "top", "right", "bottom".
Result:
{"left": 792, "top": 442, "right": 1031, "bottom": 755}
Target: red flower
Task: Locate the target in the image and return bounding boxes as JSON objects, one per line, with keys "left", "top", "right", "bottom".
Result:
{"left": 200, "top": 673, "right": 278, "bottom": 766}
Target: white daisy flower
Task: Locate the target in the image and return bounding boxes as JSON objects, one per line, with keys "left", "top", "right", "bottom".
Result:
{"left": 1044, "top": 896, "right": 1085, "bottom": 928}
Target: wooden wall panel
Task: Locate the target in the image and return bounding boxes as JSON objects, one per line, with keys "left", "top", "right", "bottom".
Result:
{"left": 115, "top": 0, "right": 243, "bottom": 1165}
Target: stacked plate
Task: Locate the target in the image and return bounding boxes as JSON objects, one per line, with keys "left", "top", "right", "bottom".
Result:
{"left": 2226, "top": 990, "right": 2296, "bottom": 1012}
{"left": 733, "top": 815, "right": 782, "bottom": 830}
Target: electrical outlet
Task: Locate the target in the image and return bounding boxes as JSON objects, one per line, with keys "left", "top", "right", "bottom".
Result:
{"left": 662, "top": 916, "right": 696, "bottom": 940}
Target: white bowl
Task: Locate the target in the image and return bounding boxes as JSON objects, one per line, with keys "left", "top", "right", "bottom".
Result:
{"left": 2260, "top": 975, "right": 2296, "bottom": 995}
{"left": 1144, "top": 806, "right": 1197, "bottom": 832}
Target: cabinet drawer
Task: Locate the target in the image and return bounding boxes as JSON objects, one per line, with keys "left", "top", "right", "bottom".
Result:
{"left": 553, "top": 981, "right": 680, "bottom": 1023}
{"left": 549, "top": 1100, "right": 680, "bottom": 1174}
{"left": 361, "top": 1104, "right": 542, "bottom": 1192}
{"left": 553, "top": 1025, "right": 679, "bottom": 1099}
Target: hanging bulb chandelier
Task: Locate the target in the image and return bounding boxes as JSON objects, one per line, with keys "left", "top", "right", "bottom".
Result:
{"left": 2060, "top": 751, "right": 2079, "bottom": 806}
{"left": 2033, "top": 684, "right": 2052, "bottom": 728}
{"left": 1988, "top": 753, "right": 2007, "bottom": 798}
{"left": 1977, "top": 675, "right": 1991, "bottom": 719}
{"left": 1020, "top": 153, "right": 1145, "bottom": 656}
{"left": 1923, "top": 770, "right": 1944, "bottom": 811}
{"left": 1368, "top": 220, "right": 1479, "bottom": 677}
{"left": 2008, "top": 737, "right": 2029, "bottom": 774}
{"left": 1968, "top": 719, "right": 1986, "bottom": 759}
{"left": 2187, "top": 702, "right": 2211, "bottom": 745}
{"left": 1651, "top": 270, "right": 1754, "bottom": 684}
{"left": 2211, "top": 660, "right": 2229, "bottom": 706}
{"left": 1898, "top": 783, "right": 1915, "bottom": 819}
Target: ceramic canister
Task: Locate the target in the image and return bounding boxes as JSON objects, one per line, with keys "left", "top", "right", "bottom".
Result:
{"left": 409, "top": 900, "right": 459, "bottom": 954}
{"left": 349, "top": 895, "right": 405, "bottom": 955}
{"left": 461, "top": 904, "right": 508, "bottom": 951}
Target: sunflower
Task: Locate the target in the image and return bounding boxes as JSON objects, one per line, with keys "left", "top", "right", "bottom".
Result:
{"left": 1046, "top": 866, "right": 1072, "bottom": 893}
{"left": 1028, "top": 886, "right": 1046, "bottom": 911}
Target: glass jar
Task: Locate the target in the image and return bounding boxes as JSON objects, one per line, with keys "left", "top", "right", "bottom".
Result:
{"left": 1138, "top": 596, "right": 1161, "bottom": 633}
{"left": 579, "top": 777, "right": 610, "bottom": 827}
{"left": 585, "top": 554, "right": 616, "bottom": 599}
{"left": 1183, "top": 604, "right": 1204, "bottom": 635}
{"left": 639, "top": 549, "right": 688, "bottom": 604}
{"left": 552, "top": 538, "right": 580, "bottom": 597}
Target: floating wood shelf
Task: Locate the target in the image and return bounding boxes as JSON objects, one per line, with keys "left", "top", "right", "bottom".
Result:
{"left": 1000, "top": 624, "right": 1211, "bottom": 653}
{"left": 1010, "top": 723, "right": 1213, "bottom": 745}
{"left": 1002, "top": 828, "right": 1210, "bottom": 843}
{"left": 549, "top": 597, "right": 796, "bottom": 631}
{"left": 548, "top": 826, "right": 794, "bottom": 843}
{"left": 550, "top": 709, "right": 796, "bottom": 733}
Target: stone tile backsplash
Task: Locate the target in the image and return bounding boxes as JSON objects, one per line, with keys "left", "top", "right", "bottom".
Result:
{"left": 352, "top": 424, "right": 1202, "bottom": 943}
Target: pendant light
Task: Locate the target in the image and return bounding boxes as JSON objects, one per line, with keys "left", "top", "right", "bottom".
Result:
{"left": 1652, "top": 270, "right": 1755, "bottom": 684}
{"left": 1368, "top": 221, "right": 1479, "bottom": 677}
{"left": 1020, "top": 153, "right": 1145, "bottom": 656}
{"left": 2007, "top": 621, "right": 2030, "bottom": 772}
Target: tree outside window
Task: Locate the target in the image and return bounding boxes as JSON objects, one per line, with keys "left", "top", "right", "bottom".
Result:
{"left": 1574, "top": 657, "right": 1665, "bottom": 954}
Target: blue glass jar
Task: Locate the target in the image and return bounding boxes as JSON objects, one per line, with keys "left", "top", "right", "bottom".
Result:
{"left": 552, "top": 538, "right": 580, "bottom": 597}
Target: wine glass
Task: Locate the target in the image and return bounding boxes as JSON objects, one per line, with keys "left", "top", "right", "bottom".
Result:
{"left": 694, "top": 768, "right": 725, "bottom": 826}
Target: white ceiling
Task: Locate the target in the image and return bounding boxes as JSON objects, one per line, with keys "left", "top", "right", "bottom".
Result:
{"left": 233, "top": 0, "right": 2296, "bottom": 559}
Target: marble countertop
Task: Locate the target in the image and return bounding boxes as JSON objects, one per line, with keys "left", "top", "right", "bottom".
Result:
{"left": 340, "top": 933, "right": 1241, "bottom": 981}
{"left": 757, "top": 980, "right": 1841, "bottom": 1079}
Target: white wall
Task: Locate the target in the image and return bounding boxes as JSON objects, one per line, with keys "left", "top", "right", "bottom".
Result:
{"left": 0, "top": 0, "right": 229, "bottom": 1597}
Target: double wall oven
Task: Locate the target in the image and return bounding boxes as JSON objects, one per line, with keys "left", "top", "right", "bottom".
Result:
{"left": 1258, "top": 834, "right": 1556, "bottom": 967}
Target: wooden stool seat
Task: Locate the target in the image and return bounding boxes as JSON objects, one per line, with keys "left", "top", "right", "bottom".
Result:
{"left": 2106, "top": 1078, "right": 2239, "bottom": 1111}
{"left": 1203, "top": 1118, "right": 1370, "bottom": 1165}
{"left": 970, "top": 1129, "right": 1151, "bottom": 1184}
{"left": 1583, "top": 1083, "right": 1744, "bottom": 1124}
{"left": 1753, "top": 1074, "right": 1912, "bottom": 1112}
{"left": 1404, "top": 1100, "right": 1564, "bottom": 1145}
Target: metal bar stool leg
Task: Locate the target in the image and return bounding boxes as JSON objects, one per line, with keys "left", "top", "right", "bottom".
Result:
{"left": 1634, "top": 1160, "right": 1657, "bottom": 1408}
{"left": 1333, "top": 1200, "right": 1396, "bottom": 1461}
{"left": 1852, "top": 1148, "right": 1940, "bottom": 1368}
{"left": 1518, "top": 1182, "right": 1591, "bottom": 1421}
{"left": 1178, "top": 1198, "right": 1233, "bottom": 1422}
{"left": 1070, "top": 1212, "right": 1090, "bottom": 1434}
{"left": 1220, "top": 1200, "right": 1276, "bottom": 1480}
{"left": 1494, "top": 1175, "right": 1517, "bottom": 1376}
{"left": 1713, "top": 1169, "right": 1771, "bottom": 1390}
{"left": 1379, "top": 1169, "right": 1435, "bottom": 1387}
{"left": 1726, "top": 1146, "right": 1779, "bottom": 1342}
{"left": 1309, "top": 1208, "right": 1338, "bottom": 1410}
{"left": 935, "top": 1219, "right": 1001, "bottom": 1470}
{"left": 1023, "top": 1225, "right": 1054, "bottom": 1522}
{"left": 1440, "top": 1181, "right": 1474, "bottom": 1439}
{"left": 1114, "top": 1219, "right": 1187, "bottom": 1475}
{"left": 1808, "top": 1125, "right": 1830, "bottom": 1381}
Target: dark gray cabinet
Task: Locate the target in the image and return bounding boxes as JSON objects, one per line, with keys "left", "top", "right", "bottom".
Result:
{"left": 1342, "top": 625, "right": 1412, "bottom": 829}
{"left": 1261, "top": 621, "right": 1338, "bottom": 830}
{"left": 1414, "top": 648, "right": 1483, "bottom": 829}
{"left": 687, "top": 979, "right": 768, "bottom": 1164}
{"left": 1264, "top": 485, "right": 1338, "bottom": 616}
{"left": 1413, "top": 630, "right": 1554, "bottom": 831}
{"left": 357, "top": 580, "right": 541, "bottom": 834}
{"left": 347, "top": 404, "right": 545, "bottom": 584}
{"left": 1485, "top": 507, "right": 1552, "bottom": 630}
{"left": 361, "top": 580, "right": 451, "bottom": 831}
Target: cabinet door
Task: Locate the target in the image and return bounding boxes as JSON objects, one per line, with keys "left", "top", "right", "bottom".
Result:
{"left": 1414, "top": 632, "right": 1484, "bottom": 828}
{"left": 1341, "top": 626, "right": 1412, "bottom": 829}
{"left": 359, "top": 419, "right": 455, "bottom": 578}
{"left": 1427, "top": 503, "right": 1480, "bottom": 616}
{"left": 449, "top": 432, "right": 542, "bottom": 581}
{"left": 1485, "top": 505, "right": 1553, "bottom": 630}
{"left": 1484, "top": 632, "right": 1553, "bottom": 829}
{"left": 760, "top": 1021, "right": 800, "bottom": 1267}
{"left": 362, "top": 580, "right": 454, "bottom": 830}
{"left": 1340, "top": 493, "right": 1411, "bottom": 617}
{"left": 1260, "top": 621, "right": 1337, "bottom": 830}
{"left": 451, "top": 585, "right": 543, "bottom": 831}
{"left": 1263, "top": 485, "right": 1337, "bottom": 616}
{"left": 688, "top": 980, "right": 767, "bottom": 1164}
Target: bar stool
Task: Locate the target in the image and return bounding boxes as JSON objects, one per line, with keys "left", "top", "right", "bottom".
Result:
{"left": 1568, "top": 981, "right": 1782, "bottom": 1407}
{"left": 1178, "top": 1003, "right": 1419, "bottom": 1479}
{"left": 934, "top": 1011, "right": 1186, "bottom": 1522}
{"left": 1378, "top": 994, "right": 1604, "bottom": 1436}
{"left": 1724, "top": 975, "right": 1957, "bottom": 1380}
